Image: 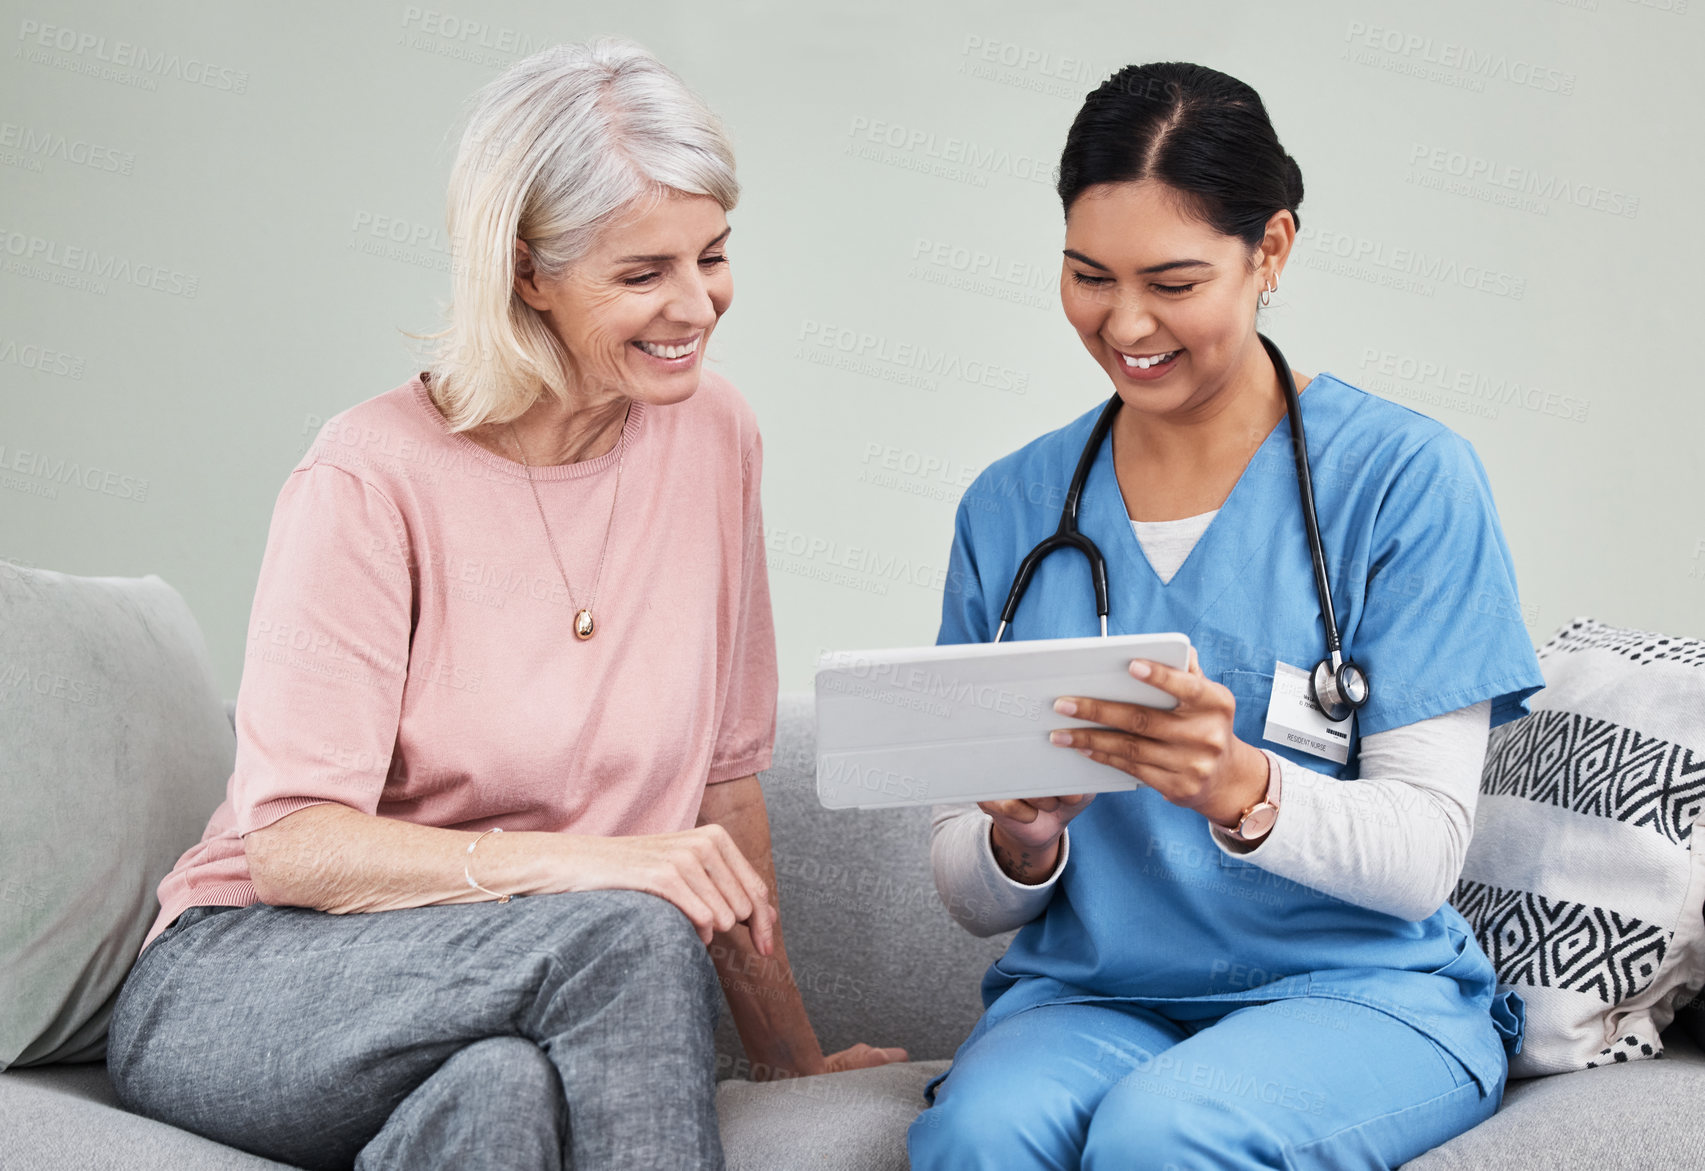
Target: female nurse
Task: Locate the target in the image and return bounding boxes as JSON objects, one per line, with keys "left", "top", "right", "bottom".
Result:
{"left": 908, "top": 62, "right": 1545, "bottom": 1170}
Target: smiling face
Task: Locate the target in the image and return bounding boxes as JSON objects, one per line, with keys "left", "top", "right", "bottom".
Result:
{"left": 1061, "top": 180, "right": 1291, "bottom": 419}
{"left": 513, "top": 189, "right": 733, "bottom": 408}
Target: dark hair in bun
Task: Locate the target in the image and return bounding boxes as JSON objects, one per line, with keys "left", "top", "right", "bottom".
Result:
{"left": 1057, "top": 62, "right": 1304, "bottom": 249}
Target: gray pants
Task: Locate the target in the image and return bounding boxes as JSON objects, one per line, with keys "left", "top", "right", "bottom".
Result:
{"left": 107, "top": 889, "right": 726, "bottom": 1171}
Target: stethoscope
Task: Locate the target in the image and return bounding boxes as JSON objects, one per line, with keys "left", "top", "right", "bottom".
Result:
{"left": 994, "top": 332, "right": 1371, "bottom": 723}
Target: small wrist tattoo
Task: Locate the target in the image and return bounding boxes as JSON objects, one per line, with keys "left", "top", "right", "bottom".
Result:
{"left": 993, "top": 834, "right": 1050, "bottom": 884}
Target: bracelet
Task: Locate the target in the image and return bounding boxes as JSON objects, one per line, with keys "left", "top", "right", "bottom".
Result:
{"left": 464, "top": 827, "right": 514, "bottom": 903}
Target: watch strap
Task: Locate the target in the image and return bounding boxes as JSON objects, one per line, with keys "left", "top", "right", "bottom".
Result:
{"left": 1230, "top": 749, "right": 1282, "bottom": 842}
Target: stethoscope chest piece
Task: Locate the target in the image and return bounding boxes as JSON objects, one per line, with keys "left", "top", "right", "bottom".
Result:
{"left": 1310, "top": 657, "right": 1370, "bottom": 723}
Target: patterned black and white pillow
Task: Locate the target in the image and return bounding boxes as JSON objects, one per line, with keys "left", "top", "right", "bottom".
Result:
{"left": 1453, "top": 617, "right": 1705, "bottom": 1077}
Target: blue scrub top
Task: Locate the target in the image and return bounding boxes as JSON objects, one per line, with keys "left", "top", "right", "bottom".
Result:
{"left": 931, "top": 371, "right": 1544, "bottom": 1100}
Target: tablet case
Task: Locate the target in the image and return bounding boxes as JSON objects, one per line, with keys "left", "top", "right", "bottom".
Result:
{"left": 814, "top": 633, "right": 1193, "bottom": 809}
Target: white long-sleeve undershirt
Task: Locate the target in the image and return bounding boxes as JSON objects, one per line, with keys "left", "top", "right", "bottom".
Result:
{"left": 928, "top": 698, "right": 1491, "bottom": 936}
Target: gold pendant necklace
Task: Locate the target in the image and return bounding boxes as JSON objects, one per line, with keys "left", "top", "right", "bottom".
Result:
{"left": 508, "top": 407, "right": 628, "bottom": 642}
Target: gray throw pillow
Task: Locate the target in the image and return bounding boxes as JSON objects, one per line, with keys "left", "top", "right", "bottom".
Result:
{"left": 0, "top": 561, "right": 234, "bottom": 1069}
{"left": 1453, "top": 617, "right": 1705, "bottom": 1077}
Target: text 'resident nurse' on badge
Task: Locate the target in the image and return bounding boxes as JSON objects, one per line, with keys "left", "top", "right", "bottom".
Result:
{"left": 1263, "top": 660, "right": 1353, "bottom": 764}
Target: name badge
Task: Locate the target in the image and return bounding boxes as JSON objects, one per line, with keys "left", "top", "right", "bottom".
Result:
{"left": 1262, "top": 660, "right": 1352, "bottom": 764}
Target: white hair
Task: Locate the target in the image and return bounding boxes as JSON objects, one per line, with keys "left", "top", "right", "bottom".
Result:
{"left": 411, "top": 38, "right": 739, "bottom": 431}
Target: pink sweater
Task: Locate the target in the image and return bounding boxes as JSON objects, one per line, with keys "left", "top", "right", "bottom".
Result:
{"left": 142, "top": 368, "right": 778, "bottom": 952}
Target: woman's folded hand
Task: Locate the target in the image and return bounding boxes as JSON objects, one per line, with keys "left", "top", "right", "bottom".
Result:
{"left": 557, "top": 825, "right": 777, "bottom": 953}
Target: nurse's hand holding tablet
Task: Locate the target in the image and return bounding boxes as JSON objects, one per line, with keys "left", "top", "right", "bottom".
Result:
{"left": 1044, "top": 652, "right": 1271, "bottom": 823}
{"left": 986, "top": 649, "right": 1271, "bottom": 882}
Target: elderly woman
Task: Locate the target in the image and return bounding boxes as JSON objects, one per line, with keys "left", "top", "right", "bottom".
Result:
{"left": 106, "top": 39, "right": 902, "bottom": 1171}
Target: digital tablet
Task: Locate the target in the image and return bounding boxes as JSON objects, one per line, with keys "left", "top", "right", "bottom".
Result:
{"left": 814, "top": 632, "right": 1193, "bottom": 810}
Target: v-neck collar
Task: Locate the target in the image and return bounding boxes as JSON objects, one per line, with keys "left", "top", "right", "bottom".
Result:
{"left": 1129, "top": 509, "right": 1220, "bottom": 584}
{"left": 1080, "top": 374, "right": 1336, "bottom": 621}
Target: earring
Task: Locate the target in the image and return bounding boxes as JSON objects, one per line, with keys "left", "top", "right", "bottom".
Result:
{"left": 1259, "top": 275, "right": 1276, "bottom": 308}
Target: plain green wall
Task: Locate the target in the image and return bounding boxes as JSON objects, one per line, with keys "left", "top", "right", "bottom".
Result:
{"left": 2, "top": 0, "right": 1700, "bottom": 698}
